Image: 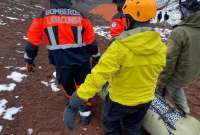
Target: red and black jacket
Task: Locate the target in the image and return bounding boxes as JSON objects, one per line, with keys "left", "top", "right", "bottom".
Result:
{"left": 24, "top": 2, "right": 99, "bottom": 68}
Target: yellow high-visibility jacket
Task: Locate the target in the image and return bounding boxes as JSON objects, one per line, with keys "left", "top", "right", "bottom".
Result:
{"left": 77, "top": 27, "right": 167, "bottom": 106}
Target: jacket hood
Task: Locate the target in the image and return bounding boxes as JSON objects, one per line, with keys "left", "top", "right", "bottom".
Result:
{"left": 179, "top": 11, "right": 200, "bottom": 28}
{"left": 50, "top": 0, "right": 72, "bottom": 8}
{"left": 116, "top": 27, "right": 164, "bottom": 55}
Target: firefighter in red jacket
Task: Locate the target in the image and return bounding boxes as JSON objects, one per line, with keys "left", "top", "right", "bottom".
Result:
{"left": 24, "top": 0, "right": 100, "bottom": 100}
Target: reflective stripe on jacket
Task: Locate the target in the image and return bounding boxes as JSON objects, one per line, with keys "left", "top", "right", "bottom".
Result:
{"left": 77, "top": 27, "right": 167, "bottom": 106}
{"left": 25, "top": 6, "right": 98, "bottom": 67}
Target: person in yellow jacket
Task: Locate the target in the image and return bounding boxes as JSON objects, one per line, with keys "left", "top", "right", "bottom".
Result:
{"left": 64, "top": 0, "right": 167, "bottom": 134}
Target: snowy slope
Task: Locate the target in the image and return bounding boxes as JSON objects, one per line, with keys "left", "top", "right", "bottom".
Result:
{"left": 152, "top": 1, "right": 182, "bottom": 26}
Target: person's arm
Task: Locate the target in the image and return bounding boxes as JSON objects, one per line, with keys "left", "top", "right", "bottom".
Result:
{"left": 64, "top": 41, "right": 124, "bottom": 130}
{"left": 160, "top": 28, "right": 185, "bottom": 83}
{"left": 24, "top": 17, "right": 43, "bottom": 65}
{"left": 77, "top": 41, "right": 124, "bottom": 100}
{"left": 110, "top": 12, "right": 126, "bottom": 38}
{"left": 82, "top": 18, "right": 100, "bottom": 64}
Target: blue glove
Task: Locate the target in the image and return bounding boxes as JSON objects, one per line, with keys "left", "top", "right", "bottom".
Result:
{"left": 63, "top": 92, "right": 91, "bottom": 130}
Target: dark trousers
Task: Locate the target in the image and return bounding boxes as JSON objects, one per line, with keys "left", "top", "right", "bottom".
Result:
{"left": 102, "top": 96, "right": 151, "bottom": 135}
{"left": 56, "top": 63, "right": 91, "bottom": 96}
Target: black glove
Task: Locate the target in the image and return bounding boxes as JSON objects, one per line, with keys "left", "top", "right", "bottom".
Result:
{"left": 63, "top": 92, "right": 91, "bottom": 130}
{"left": 91, "top": 55, "right": 100, "bottom": 67}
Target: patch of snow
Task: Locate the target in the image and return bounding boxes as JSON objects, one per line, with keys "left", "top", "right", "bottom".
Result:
{"left": 0, "top": 83, "right": 16, "bottom": 92}
{"left": 16, "top": 50, "right": 24, "bottom": 54}
{"left": 0, "top": 125, "right": 3, "bottom": 133}
{"left": 0, "top": 57, "right": 4, "bottom": 59}
{"left": 15, "top": 96, "right": 19, "bottom": 99}
{"left": 93, "top": 26, "right": 111, "bottom": 40}
{"left": 6, "top": 17, "right": 20, "bottom": 21}
{"left": 23, "top": 15, "right": 30, "bottom": 19}
{"left": 0, "top": 99, "right": 8, "bottom": 116}
{"left": 53, "top": 72, "right": 56, "bottom": 78}
{"left": 3, "top": 106, "right": 23, "bottom": 120}
{"left": 7, "top": 7, "right": 12, "bottom": 11}
{"left": 27, "top": 128, "right": 33, "bottom": 135}
{"left": 34, "top": 5, "right": 45, "bottom": 9}
{"left": 50, "top": 83, "right": 60, "bottom": 92}
{"left": 152, "top": 1, "right": 182, "bottom": 26}
{"left": 14, "top": 7, "right": 23, "bottom": 11}
{"left": 156, "top": 0, "right": 169, "bottom": 9}
{"left": 15, "top": 67, "right": 26, "bottom": 71}
{"left": 49, "top": 79, "right": 56, "bottom": 83}
{"left": 38, "top": 66, "right": 42, "bottom": 69}
{"left": 154, "top": 28, "right": 172, "bottom": 42}
{"left": 9, "top": 58, "right": 16, "bottom": 60}
{"left": 23, "top": 36, "right": 28, "bottom": 40}
{"left": 0, "top": 20, "right": 6, "bottom": 26}
{"left": 4, "top": 66, "right": 13, "bottom": 69}
{"left": 16, "top": 43, "right": 21, "bottom": 46}
{"left": 41, "top": 81, "right": 49, "bottom": 87}
{"left": 41, "top": 72, "right": 60, "bottom": 92}
{"left": 7, "top": 71, "right": 27, "bottom": 83}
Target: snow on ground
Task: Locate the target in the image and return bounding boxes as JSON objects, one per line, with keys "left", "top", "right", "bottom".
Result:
{"left": 6, "top": 71, "right": 27, "bottom": 83}
{"left": 0, "top": 125, "right": 2, "bottom": 133}
{"left": 15, "top": 67, "right": 26, "bottom": 71}
{"left": 16, "top": 43, "right": 22, "bottom": 46}
{"left": 2, "top": 106, "right": 23, "bottom": 120}
{"left": 23, "top": 36, "right": 28, "bottom": 40}
{"left": 94, "top": 25, "right": 172, "bottom": 42}
{"left": 16, "top": 50, "right": 24, "bottom": 54}
{"left": 27, "top": 128, "right": 33, "bottom": 135}
{"left": 6, "top": 16, "right": 21, "bottom": 21}
{"left": 53, "top": 71, "right": 56, "bottom": 78}
{"left": 154, "top": 28, "right": 172, "bottom": 41}
{"left": 50, "top": 83, "right": 60, "bottom": 92}
{"left": 0, "top": 20, "right": 6, "bottom": 26}
{"left": 93, "top": 26, "right": 111, "bottom": 40}
{"left": 0, "top": 99, "right": 23, "bottom": 134}
{"left": 4, "top": 66, "right": 26, "bottom": 71}
{"left": 156, "top": 0, "right": 169, "bottom": 9}
{"left": 0, "top": 83, "right": 16, "bottom": 92}
{"left": 0, "top": 99, "right": 8, "bottom": 116}
{"left": 41, "top": 72, "right": 60, "bottom": 92}
{"left": 152, "top": 1, "right": 182, "bottom": 26}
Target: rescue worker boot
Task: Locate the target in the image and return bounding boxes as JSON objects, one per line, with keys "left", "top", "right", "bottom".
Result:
{"left": 80, "top": 114, "right": 92, "bottom": 125}
{"left": 79, "top": 107, "right": 92, "bottom": 125}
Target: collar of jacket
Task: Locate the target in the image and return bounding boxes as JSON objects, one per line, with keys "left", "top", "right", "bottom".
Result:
{"left": 127, "top": 21, "right": 151, "bottom": 30}
{"left": 50, "top": 0, "right": 72, "bottom": 8}
{"left": 115, "top": 27, "right": 154, "bottom": 40}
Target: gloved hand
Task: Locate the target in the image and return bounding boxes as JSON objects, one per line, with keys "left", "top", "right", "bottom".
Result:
{"left": 156, "top": 80, "right": 167, "bottom": 98}
{"left": 26, "top": 63, "right": 35, "bottom": 72}
{"left": 91, "top": 55, "right": 100, "bottom": 67}
{"left": 63, "top": 92, "right": 91, "bottom": 130}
